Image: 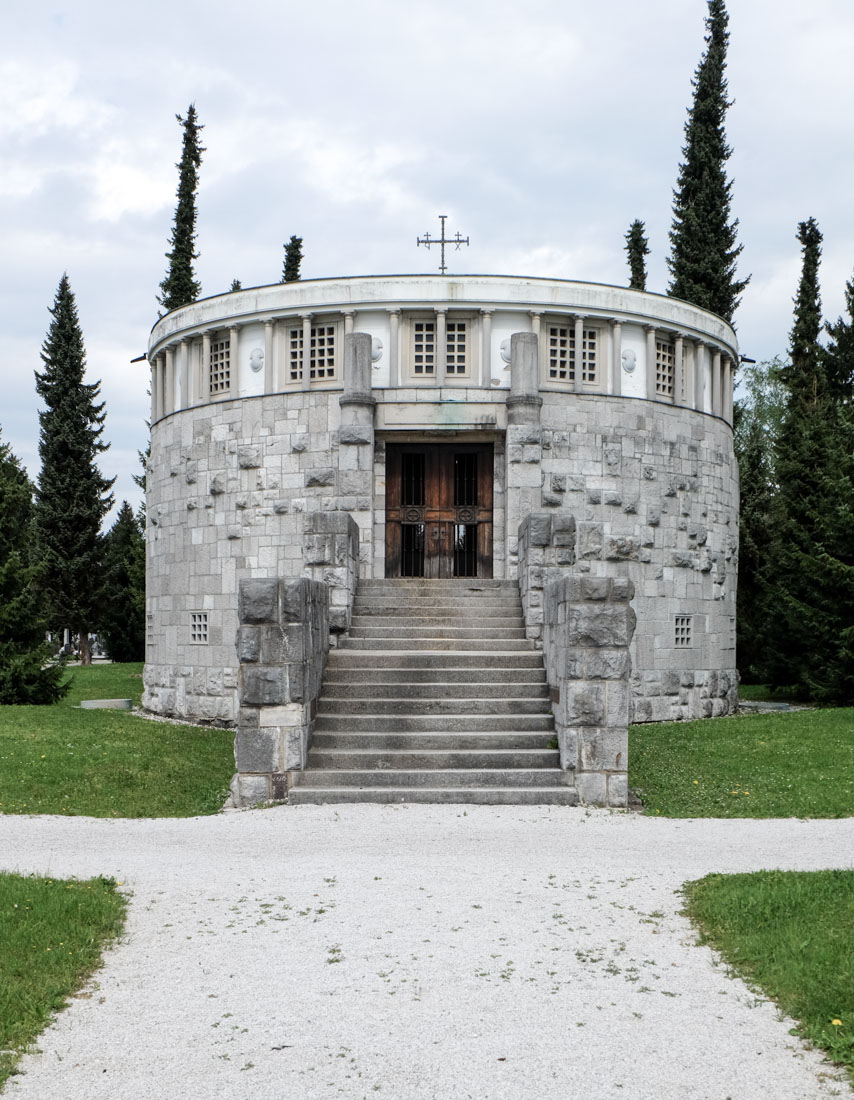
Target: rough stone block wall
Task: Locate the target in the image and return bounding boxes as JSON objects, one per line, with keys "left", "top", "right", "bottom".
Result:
{"left": 544, "top": 575, "right": 636, "bottom": 807}
{"left": 517, "top": 512, "right": 577, "bottom": 643}
{"left": 302, "top": 511, "right": 359, "bottom": 638}
{"left": 231, "top": 577, "right": 329, "bottom": 807}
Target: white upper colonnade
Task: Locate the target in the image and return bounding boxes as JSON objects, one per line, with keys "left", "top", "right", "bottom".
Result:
{"left": 147, "top": 274, "right": 738, "bottom": 426}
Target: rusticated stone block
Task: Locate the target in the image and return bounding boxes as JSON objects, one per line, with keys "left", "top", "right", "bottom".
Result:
{"left": 577, "top": 524, "right": 603, "bottom": 559}
{"left": 234, "top": 726, "right": 281, "bottom": 773}
{"left": 238, "top": 579, "right": 279, "bottom": 624}
{"left": 237, "top": 445, "right": 262, "bottom": 469}
{"left": 605, "top": 536, "right": 640, "bottom": 561}
{"left": 565, "top": 683, "right": 605, "bottom": 726}
{"left": 305, "top": 467, "right": 335, "bottom": 487}
{"left": 241, "top": 666, "right": 287, "bottom": 706}
{"left": 568, "top": 605, "right": 632, "bottom": 648}
{"left": 339, "top": 425, "right": 373, "bottom": 445}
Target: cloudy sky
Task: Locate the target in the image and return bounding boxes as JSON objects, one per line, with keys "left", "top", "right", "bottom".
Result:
{"left": 3, "top": 0, "right": 854, "bottom": 520}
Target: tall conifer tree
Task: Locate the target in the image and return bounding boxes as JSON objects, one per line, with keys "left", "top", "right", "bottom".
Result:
{"left": 35, "top": 275, "right": 115, "bottom": 666}
{"left": 159, "top": 105, "right": 205, "bottom": 312}
{"left": 667, "top": 0, "right": 748, "bottom": 322}
{"left": 0, "top": 431, "right": 68, "bottom": 703}
{"left": 99, "top": 501, "right": 145, "bottom": 662}
{"left": 625, "top": 220, "right": 649, "bottom": 291}
{"left": 282, "top": 235, "right": 303, "bottom": 283}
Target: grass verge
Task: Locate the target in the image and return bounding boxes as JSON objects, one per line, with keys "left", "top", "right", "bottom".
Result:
{"left": 738, "top": 683, "right": 811, "bottom": 704}
{"left": 684, "top": 870, "right": 854, "bottom": 1082}
{"left": 0, "top": 872, "right": 127, "bottom": 1089}
{"left": 629, "top": 707, "right": 854, "bottom": 818}
{"left": 0, "top": 664, "right": 234, "bottom": 817}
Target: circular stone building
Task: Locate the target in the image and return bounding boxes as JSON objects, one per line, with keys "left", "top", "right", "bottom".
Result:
{"left": 143, "top": 274, "right": 739, "bottom": 740}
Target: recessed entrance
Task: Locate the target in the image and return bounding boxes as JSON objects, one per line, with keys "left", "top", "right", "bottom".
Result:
{"left": 385, "top": 443, "right": 493, "bottom": 578}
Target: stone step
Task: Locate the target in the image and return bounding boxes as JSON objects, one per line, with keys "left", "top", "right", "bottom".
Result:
{"left": 320, "top": 681, "right": 549, "bottom": 698}
{"left": 357, "top": 579, "right": 518, "bottom": 590}
{"left": 313, "top": 714, "right": 554, "bottom": 733}
{"left": 310, "top": 731, "right": 555, "bottom": 750}
{"left": 287, "top": 787, "right": 579, "bottom": 806}
{"left": 348, "top": 625, "right": 528, "bottom": 640}
{"left": 317, "top": 696, "right": 551, "bottom": 716}
{"left": 350, "top": 615, "right": 524, "bottom": 629}
{"left": 325, "top": 652, "right": 545, "bottom": 669}
{"left": 307, "top": 749, "right": 560, "bottom": 769}
{"left": 295, "top": 766, "right": 568, "bottom": 787}
{"left": 341, "top": 638, "right": 537, "bottom": 652}
{"left": 353, "top": 601, "right": 522, "bottom": 615}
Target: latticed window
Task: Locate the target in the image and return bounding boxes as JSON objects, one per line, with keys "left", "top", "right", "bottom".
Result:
{"left": 656, "top": 339, "right": 675, "bottom": 397}
{"left": 674, "top": 616, "right": 692, "bottom": 648}
{"left": 146, "top": 614, "right": 155, "bottom": 646}
{"left": 190, "top": 612, "right": 209, "bottom": 644}
{"left": 209, "top": 337, "right": 231, "bottom": 395}
{"left": 547, "top": 325, "right": 598, "bottom": 383}
{"left": 446, "top": 320, "right": 467, "bottom": 374}
{"left": 288, "top": 324, "right": 337, "bottom": 382}
{"left": 413, "top": 320, "right": 435, "bottom": 375}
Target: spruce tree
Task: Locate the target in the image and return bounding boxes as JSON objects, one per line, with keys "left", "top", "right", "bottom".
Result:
{"left": 764, "top": 219, "right": 854, "bottom": 702}
{"left": 99, "top": 501, "right": 145, "bottom": 662}
{"left": 823, "top": 269, "right": 854, "bottom": 404}
{"left": 0, "top": 431, "right": 68, "bottom": 703}
{"left": 229, "top": 279, "right": 242, "bottom": 292}
{"left": 158, "top": 105, "right": 205, "bottom": 312}
{"left": 624, "top": 220, "right": 649, "bottom": 291}
{"left": 282, "top": 236, "right": 303, "bottom": 282}
{"left": 34, "top": 275, "right": 115, "bottom": 666}
{"left": 667, "top": 0, "right": 748, "bottom": 323}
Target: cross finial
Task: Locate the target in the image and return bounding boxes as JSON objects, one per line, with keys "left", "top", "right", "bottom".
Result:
{"left": 417, "top": 214, "right": 470, "bottom": 274}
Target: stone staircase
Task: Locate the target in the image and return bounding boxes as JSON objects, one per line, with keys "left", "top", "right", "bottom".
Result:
{"left": 288, "top": 579, "right": 578, "bottom": 805}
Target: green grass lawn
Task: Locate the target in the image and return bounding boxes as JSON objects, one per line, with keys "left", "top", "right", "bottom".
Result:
{"left": 738, "top": 683, "right": 812, "bottom": 704}
{"left": 629, "top": 707, "right": 854, "bottom": 818}
{"left": 0, "top": 664, "right": 234, "bottom": 818}
{"left": 0, "top": 872, "right": 127, "bottom": 1089}
{"left": 684, "top": 870, "right": 854, "bottom": 1082}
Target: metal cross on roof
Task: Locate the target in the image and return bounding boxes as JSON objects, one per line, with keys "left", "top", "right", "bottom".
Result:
{"left": 417, "top": 214, "right": 470, "bottom": 275}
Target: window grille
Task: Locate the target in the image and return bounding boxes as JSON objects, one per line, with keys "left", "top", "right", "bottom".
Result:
{"left": 674, "top": 616, "right": 692, "bottom": 648}
{"left": 146, "top": 614, "right": 154, "bottom": 645}
{"left": 413, "top": 321, "right": 435, "bottom": 375}
{"left": 548, "top": 325, "right": 598, "bottom": 383}
{"left": 446, "top": 320, "right": 467, "bottom": 374}
{"left": 289, "top": 325, "right": 337, "bottom": 382}
{"left": 190, "top": 612, "right": 209, "bottom": 645}
{"left": 656, "top": 340, "right": 675, "bottom": 397}
{"left": 209, "top": 337, "right": 231, "bottom": 395}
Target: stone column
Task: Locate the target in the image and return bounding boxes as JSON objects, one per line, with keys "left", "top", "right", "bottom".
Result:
{"left": 723, "top": 355, "right": 733, "bottom": 424}
{"left": 609, "top": 319, "right": 622, "bottom": 396}
{"left": 264, "top": 321, "right": 275, "bottom": 394}
{"left": 164, "top": 345, "right": 175, "bottom": 415}
{"left": 573, "top": 315, "right": 584, "bottom": 393}
{"left": 179, "top": 338, "right": 190, "bottom": 410}
{"left": 505, "top": 332, "right": 544, "bottom": 577}
{"left": 301, "top": 314, "right": 313, "bottom": 391}
{"left": 388, "top": 309, "right": 400, "bottom": 388}
{"left": 150, "top": 359, "right": 160, "bottom": 423}
{"left": 682, "top": 339, "right": 695, "bottom": 409}
{"left": 202, "top": 331, "right": 212, "bottom": 401}
{"left": 229, "top": 326, "right": 239, "bottom": 395}
{"left": 343, "top": 310, "right": 354, "bottom": 336}
{"left": 480, "top": 308, "right": 493, "bottom": 389}
{"left": 645, "top": 326, "right": 657, "bottom": 400}
{"left": 435, "top": 308, "right": 446, "bottom": 387}
{"left": 338, "top": 333, "right": 377, "bottom": 572}
{"left": 529, "top": 311, "right": 541, "bottom": 339}
{"left": 674, "top": 333, "right": 684, "bottom": 406}
{"left": 711, "top": 348, "right": 722, "bottom": 417}
{"left": 695, "top": 342, "right": 707, "bottom": 412}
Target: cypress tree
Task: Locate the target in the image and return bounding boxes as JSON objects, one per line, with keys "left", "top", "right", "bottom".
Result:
{"left": 229, "top": 279, "right": 242, "bottom": 292}
{"left": 282, "top": 236, "right": 303, "bottom": 283}
{"left": 158, "top": 105, "right": 205, "bottom": 312}
{"left": 624, "top": 219, "right": 649, "bottom": 291}
{"left": 0, "top": 431, "right": 68, "bottom": 703}
{"left": 34, "top": 275, "right": 115, "bottom": 666}
{"left": 99, "top": 501, "right": 145, "bottom": 662}
{"left": 667, "top": 0, "right": 748, "bottom": 322}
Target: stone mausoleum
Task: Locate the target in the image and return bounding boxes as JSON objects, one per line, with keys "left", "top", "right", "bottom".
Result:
{"left": 142, "top": 274, "right": 739, "bottom": 806}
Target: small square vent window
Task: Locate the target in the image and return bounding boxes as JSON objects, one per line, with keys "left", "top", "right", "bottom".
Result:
{"left": 146, "top": 613, "right": 155, "bottom": 645}
{"left": 674, "top": 615, "right": 693, "bottom": 648}
{"left": 190, "top": 612, "right": 209, "bottom": 644}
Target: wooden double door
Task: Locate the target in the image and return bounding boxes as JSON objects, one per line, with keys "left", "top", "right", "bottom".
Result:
{"left": 385, "top": 443, "right": 493, "bottom": 578}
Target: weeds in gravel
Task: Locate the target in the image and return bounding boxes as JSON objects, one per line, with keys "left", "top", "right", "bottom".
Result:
{"left": 0, "top": 664, "right": 234, "bottom": 817}
{"left": 629, "top": 708, "right": 854, "bottom": 818}
{"left": 683, "top": 870, "right": 854, "bottom": 1081}
{"left": 0, "top": 872, "right": 127, "bottom": 1088}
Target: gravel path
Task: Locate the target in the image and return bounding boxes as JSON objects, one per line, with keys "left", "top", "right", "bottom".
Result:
{"left": 1, "top": 806, "right": 852, "bottom": 1100}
